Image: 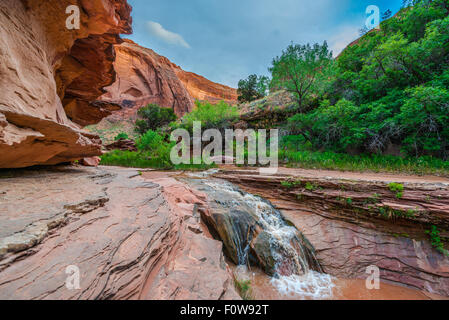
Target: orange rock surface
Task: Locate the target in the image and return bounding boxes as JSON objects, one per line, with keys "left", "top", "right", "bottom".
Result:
{"left": 101, "top": 40, "right": 238, "bottom": 120}
{"left": 0, "top": 0, "right": 132, "bottom": 168}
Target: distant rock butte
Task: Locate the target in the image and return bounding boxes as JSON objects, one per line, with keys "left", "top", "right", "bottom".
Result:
{"left": 100, "top": 39, "right": 238, "bottom": 120}
{"left": 0, "top": 0, "right": 132, "bottom": 168}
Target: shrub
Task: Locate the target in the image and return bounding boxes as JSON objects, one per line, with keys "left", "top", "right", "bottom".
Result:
{"left": 136, "top": 130, "right": 173, "bottom": 167}
{"left": 114, "top": 132, "right": 129, "bottom": 141}
{"left": 135, "top": 104, "right": 177, "bottom": 135}
{"left": 388, "top": 183, "right": 404, "bottom": 199}
{"left": 426, "top": 225, "right": 449, "bottom": 256}
{"left": 238, "top": 74, "right": 270, "bottom": 103}
{"left": 179, "top": 100, "right": 239, "bottom": 133}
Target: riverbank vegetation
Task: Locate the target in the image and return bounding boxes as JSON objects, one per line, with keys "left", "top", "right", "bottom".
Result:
{"left": 241, "top": 0, "right": 449, "bottom": 175}
{"left": 101, "top": 0, "right": 449, "bottom": 175}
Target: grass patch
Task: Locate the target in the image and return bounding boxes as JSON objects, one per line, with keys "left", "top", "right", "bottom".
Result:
{"left": 100, "top": 150, "right": 215, "bottom": 171}
{"left": 234, "top": 278, "right": 253, "bottom": 300}
{"left": 279, "top": 150, "right": 449, "bottom": 176}
{"left": 100, "top": 130, "right": 216, "bottom": 171}
{"left": 388, "top": 183, "right": 404, "bottom": 199}
{"left": 378, "top": 206, "right": 416, "bottom": 220}
{"left": 281, "top": 180, "right": 302, "bottom": 189}
{"left": 305, "top": 182, "right": 318, "bottom": 191}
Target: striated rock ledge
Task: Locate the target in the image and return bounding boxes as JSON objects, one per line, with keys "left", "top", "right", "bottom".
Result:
{"left": 100, "top": 39, "right": 238, "bottom": 121}
{"left": 214, "top": 168, "right": 449, "bottom": 297}
{"left": 0, "top": 167, "right": 239, "bottom": 300}
{"left": 0, "top": 0, "right": 132, "bottom": 168}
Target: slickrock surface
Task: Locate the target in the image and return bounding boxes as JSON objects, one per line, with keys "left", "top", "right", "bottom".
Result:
{"left": 0, "top": 166, "right": 239, "bottom": 300}
{"left": 215, "top": 168, "right": 449, "bottom": 297}
{"left": 100, "top": 40, "right": 238, "bottom": 121}
{"left": 0, "top": 0, "right": 132, "bottom": 168}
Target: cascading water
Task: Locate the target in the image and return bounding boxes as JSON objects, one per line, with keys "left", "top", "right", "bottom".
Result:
{"left": 183, "top": 172, "right": 336, "bottom": 299}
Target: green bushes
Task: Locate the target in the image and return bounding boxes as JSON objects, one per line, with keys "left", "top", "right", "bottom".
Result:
{"left": 102, "top": 101, "right": 236, "bottom": 170}
{"left": 279, "top": 1, "right": 449, "bottom": 159}
{"left": 101, "top": 130, "right": 172, "bottom": 169}
{"left": 135, "top": 104, "right": 177, "bottom": 135}
{"left": 178, "top": 100, "right": 238, "bottom": 133}
{"left": 388, "top": 183, "right": 404, "bottom": 199}
{"left": 426, "top": 225, "right": 449, "bottom": 256}
{"left": 114, "top": 132, "right": 129, "bottom": 141}
{"left": 101, "top": 130, "right": 215, "bottom": 170}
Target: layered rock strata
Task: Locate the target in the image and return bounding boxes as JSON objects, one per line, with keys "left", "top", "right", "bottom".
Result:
{"left": 0, "top": 167, "right": 239, "bottom": 300}
{"left": 215, "top": 168, "right": 449, "bottom": 296}
{"left": 0, "top": 0, "right": 132, "bottom": 168}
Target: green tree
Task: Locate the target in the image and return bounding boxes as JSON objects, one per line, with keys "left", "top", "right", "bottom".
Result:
{"left": 269, "top": 42, "right": 335, "bottom": 112}
{"left": 237, "top": 74, "right": 270, "bottom": 103}
{"left": 179, "top": 101, "right": 239, "bottom": 133}
{"left": 134, "top": 104, "right": 177, "bottom": 135}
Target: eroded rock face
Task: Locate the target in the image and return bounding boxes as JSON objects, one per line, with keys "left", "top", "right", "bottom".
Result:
{"left": 105, "top": 138, "right": 137, "bottom": 152}
{"left": 0, "top": 0, "right": 132, "bottom": 168}
{"left": 215, "top": 168, "right": 449, "bottom": 297}
{"left": 100, "top": 40, "right": 238, "bottom": 121}
{"left": 237, "top": 90, "right": 297, "bottom": 129}
{"left": 182, "top": 177, "right": 322, "bottom": 278}
{"left": 0, "top": 167, "right": 239, "bottom": 300}
{"left": 174, "top": 67, "right": 239, "bottom": 105}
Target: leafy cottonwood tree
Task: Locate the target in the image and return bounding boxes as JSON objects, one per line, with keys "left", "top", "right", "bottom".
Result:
{"left": 269, "top": 41, "right": 335, "bottom": 113}
{"left": 237, "top": 74, "right": 270, "bottom": 103}
{"left": 134, "top": 104, "right": 177, "bottom": 135}
{"left": 286, "top": 0, "right": 449, "bottom": 158}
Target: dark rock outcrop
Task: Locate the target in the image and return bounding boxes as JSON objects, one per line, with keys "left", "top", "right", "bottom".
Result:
{"left": 105, "top": 139, "right": 137, "bottom": 152}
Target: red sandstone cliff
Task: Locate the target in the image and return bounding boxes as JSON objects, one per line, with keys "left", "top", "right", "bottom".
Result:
{"left": 100, "top": 40, "right": 238, "bottom": 120}
{"left": 0, "top": 0, "right": 132, "bottom": 168}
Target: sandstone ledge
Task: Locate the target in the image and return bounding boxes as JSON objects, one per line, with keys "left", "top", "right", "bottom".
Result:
{"left": 0, "top": 166, "right": 239, "bottom": 300}
{"left": 214, "top": 167, "right": 449, "bottom": 297}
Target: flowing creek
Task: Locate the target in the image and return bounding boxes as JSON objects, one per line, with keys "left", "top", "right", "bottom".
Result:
{"left": 181, "top": 170, "right": 433, "bottom": 300}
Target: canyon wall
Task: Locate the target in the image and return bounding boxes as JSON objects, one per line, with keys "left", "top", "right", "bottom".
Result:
{"left": 100, "top": 39, "right": 238, "bottom": 121}
{"left": 216, "top": 169, "right": 449, "bottom": 297}
{"left": 0, "top": 0, "right": 132, "bottom": 168}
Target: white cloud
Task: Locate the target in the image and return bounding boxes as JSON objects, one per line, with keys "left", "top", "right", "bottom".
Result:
{"left": 146, "top": 21, "right": 191, "bottom": 48}
{"left": 328, "top": 25, "right": 361, "bottom": 57}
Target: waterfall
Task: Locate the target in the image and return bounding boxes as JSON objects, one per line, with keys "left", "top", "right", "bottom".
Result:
{"left": 184, "top": 174, "right": 336, "bottom": 299}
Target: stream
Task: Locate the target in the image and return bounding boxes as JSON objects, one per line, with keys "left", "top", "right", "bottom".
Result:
{"left": 182, "top": 170, "right": 432, "bottom": 300}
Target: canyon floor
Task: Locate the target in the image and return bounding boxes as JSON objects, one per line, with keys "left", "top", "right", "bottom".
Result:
{"left": 0, "top": 165, "right": 448, "bottom": 300}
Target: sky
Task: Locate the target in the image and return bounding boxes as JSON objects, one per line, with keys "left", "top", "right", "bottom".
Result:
{"left": 126, "top": 0, "right": 403, "bottom": 88}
